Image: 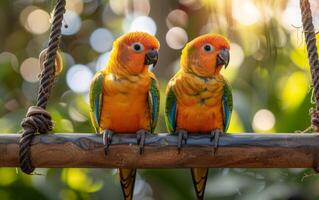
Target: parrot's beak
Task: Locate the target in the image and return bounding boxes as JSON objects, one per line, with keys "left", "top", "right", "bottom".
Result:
{"left": 144, "top": 49, "right": 158, "bottom": 68}
{"left": 216, "top": 49, "right": 230, "bottom": 68}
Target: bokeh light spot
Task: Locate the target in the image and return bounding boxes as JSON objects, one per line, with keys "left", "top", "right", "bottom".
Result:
{"left": 252, "top": 109, "right": 276, "bottom": 132}
{"left": 229, "top": 43, "right": 244, "bottom": 68}
{"left": 132, "top": 0, "right": 151, "bottom": 16}
{"left": 233, "top": 0, "right": 261, "bottom": 26}
{"left": 179, "top": 0, "right": 203, "bottom": 10}
{"left": 20, "top": 6, "right": 37, "bottom": 32}
{"left": 109, "top": 0, "right": 126, "bottom": 15}
{"left": 90, "top": 28, "right": 114, "bottom": 53}
{"left": 26, "top": 9, "right": 50, "bottom": 34}
{"left": 20, "top": 57, "right": 41, "bottom": 83}
{"left": 66, "top": 64, "right": 93, "bottom": 93}
{"left": 129, "top": 16, "right": 157, "bottom": 35}
{"left": 281, "top": 0, "right": 302, "bottom": 31}
{"left": 166, "top": 27, "right": 188, "bottom": 50}
{"left": 66, "top": 0, "right": 83, "bottom": 14}
{"left": 0, "top": 52, "right": 19, "bottom": 72}
{"left": 96, "top": 51, "right": 111, "bottom": 71}
{"left": 166, "top": 9, "right": 188, "bottom": 28}
{"left": 62, "top": 11, "right": 82, "bottom": 35}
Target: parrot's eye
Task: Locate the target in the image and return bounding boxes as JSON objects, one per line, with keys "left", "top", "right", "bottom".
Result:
{"left": 202, "top": 44, "right": 214, "bottom": 53}
{"left": 131, "top": 42, "right": 144, "bottom": 52}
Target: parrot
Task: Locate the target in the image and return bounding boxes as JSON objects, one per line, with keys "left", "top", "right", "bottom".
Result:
{"left": 89, "top": 32, "right": 160, "bottom": 200}
{"left": 164, "top": 33, "right": 233, "bottom": 200}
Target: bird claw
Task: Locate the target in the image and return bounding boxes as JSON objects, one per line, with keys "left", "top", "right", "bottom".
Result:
{"left": 136, "top": 129, "right": 148, "bottom": 155}
{"left": 102, "top": 129, "right": 113, "bottom": 156}
{"left": 210, "top": 129, "right": 223, "bottom": 155}
{"left": 176, "top": 129, "right": 188, "bottom": 154}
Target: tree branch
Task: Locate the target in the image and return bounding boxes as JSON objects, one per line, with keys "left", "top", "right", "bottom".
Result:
{"left": 1, "top": 133, "right": 319, "bottom": 168}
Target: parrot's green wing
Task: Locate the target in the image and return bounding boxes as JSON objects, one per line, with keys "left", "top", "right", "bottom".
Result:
{"left": 164, "top": 84, "right": 177, "bottom": 133}
{"left": 222, "top": 80, "right": 233, "bottom": 132}
{"left": 89, "top": 72, "right": 104, "bottom": 133}
{"left": 148, "top": 78, "right": 160, "bottom": 133}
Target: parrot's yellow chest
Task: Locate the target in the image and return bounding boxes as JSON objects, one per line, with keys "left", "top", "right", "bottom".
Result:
{"left": 100, "top": 72, "right": 151, "bottom": 133}
{"left": 173, "top": 73, "right": 225, "bottom": 132}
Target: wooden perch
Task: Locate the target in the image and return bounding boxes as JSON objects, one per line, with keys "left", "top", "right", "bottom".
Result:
{"left": 1, "top": 133, "right": 319, "bottom": 168}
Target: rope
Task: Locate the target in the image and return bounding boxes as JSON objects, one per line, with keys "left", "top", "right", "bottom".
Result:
{"left": 300, "top": 0, "right": 319, "bottom": 132}
{"left": 19, "top": 0, "right": 66, "bottom": 174}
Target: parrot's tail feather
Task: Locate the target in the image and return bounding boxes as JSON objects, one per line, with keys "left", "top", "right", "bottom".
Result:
{"left": 191, "top": 168, "right": 209, "bottom": 200}
{"left": 119, "top": 168, "right": 137, "bottom": 200}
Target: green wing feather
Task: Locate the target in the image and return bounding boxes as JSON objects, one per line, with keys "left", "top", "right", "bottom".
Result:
{"left": 222, "top": 80, "right": 233, "bottom": 132}
{"left": 89, "top": 72, "right": 104, "bottom": 133}
{"left": 148, "top": 78, "right": 160, "bottom": 133}
{"left": 164, "top": 83, "right": 177, "bottom": 133}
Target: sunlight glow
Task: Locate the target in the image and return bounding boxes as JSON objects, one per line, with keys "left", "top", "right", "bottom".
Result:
{"left": 233, "top": 0, "right": 261, "bottom": 26}
{"left": 281, "top": 0, "right": 302, "bottom": 31}
{"left": 279, "top": 72, "right": 309, "bottom": 111}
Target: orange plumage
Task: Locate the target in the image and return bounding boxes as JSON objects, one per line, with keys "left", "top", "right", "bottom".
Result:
{"left": 167, "top": 33, "right": 230, "bottom": 132}
{"left": 99, "top": 69, "right": 156, "bottom": 133}
{"left": 89, "top": 32, "right": 160, "bottom": 200}
{"left": 90, "top": 32, "right": 160, "bottom": 133}
{"left": 170, "top": 70, "right": 225, "bottom": 132}
{"left": 165, "top": 33, "right": 232, "bottom": 200}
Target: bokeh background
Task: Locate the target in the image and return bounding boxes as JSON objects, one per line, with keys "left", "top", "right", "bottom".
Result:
{"left": 1, "top": 0, "right": 319, "bottom": 199}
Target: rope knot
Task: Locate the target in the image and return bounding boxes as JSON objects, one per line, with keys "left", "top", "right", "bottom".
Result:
{"left": 21, "top": 106, "right": 53, "bottom": 134}
{"left": 18, "top": 0, "right": 65, "bottom": 174}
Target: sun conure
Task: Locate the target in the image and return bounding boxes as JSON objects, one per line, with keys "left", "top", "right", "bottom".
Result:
{"left": 164, "top": 33, "right": 233, "bottom": 200}
{"left": 89, "top": 32, "right": 160, "bottom": 200}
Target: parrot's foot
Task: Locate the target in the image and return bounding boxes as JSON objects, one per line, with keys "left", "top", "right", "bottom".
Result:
{"left": 210, "top": 129, "right": 223, "bottom": 155}
{"left": 136, "top": 129, "right": 148, "bottom": 155}
{"left": 102, "top": 129, "right": 113, "bottom": 156}
{"left": 176, "top": 129, "right": 188, "bottom": 154}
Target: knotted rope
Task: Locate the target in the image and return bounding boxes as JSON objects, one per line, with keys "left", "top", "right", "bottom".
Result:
{"left": 19, "top": 0, "right": 66, "bottom": 174}
{"left": 300, "top": 0, "right": 319, "bottom": 132}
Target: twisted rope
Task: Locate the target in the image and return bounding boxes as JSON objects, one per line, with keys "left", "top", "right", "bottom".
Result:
{"left": 300, "top": 0, "right": 319, "bottom": 132}
{"left": 19, "top": 0, "right": 66, "bottom": 174}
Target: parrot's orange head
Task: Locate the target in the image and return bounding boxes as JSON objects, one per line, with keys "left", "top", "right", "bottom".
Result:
{"left": 181, "top": 33, "right": 230, "bottom": 77}
{"left": 110, "top": 32, "right": 160, "bottom": 75}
